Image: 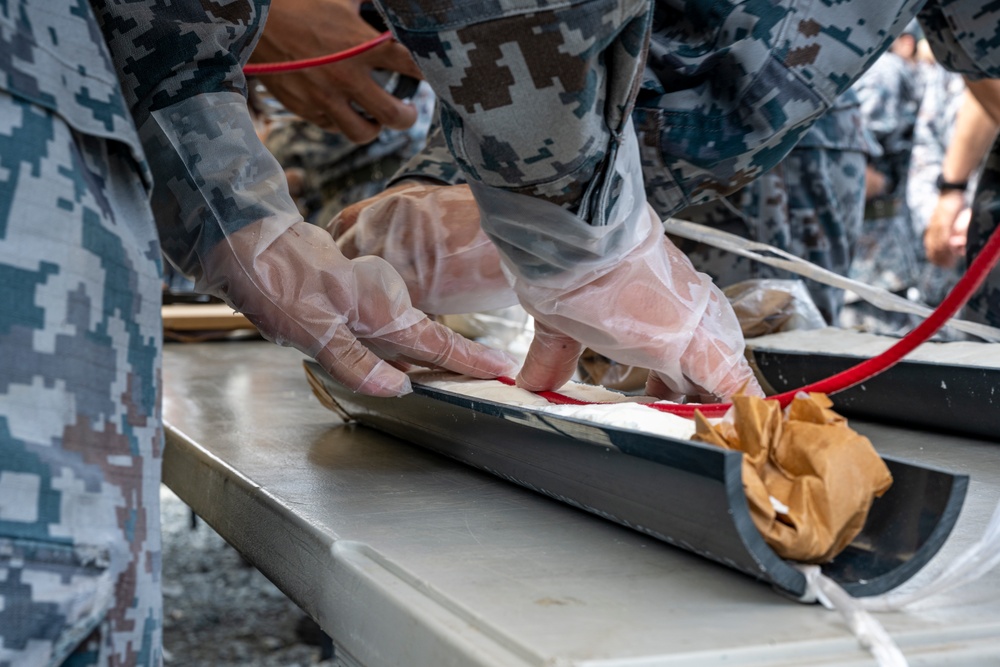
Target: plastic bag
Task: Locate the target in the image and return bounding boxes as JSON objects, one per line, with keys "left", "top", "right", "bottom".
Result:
{"left": 723, "top": 279, "right": 827, "bottom": 338}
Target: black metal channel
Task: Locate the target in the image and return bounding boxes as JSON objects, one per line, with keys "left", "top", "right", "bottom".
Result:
{"left": 304, "top": 361, "right": 967, "bottom": 598}
{"left": 752, "top": 349, "right": 1000, "bottom": 442}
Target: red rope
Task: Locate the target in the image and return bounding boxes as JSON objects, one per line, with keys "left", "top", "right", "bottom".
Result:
{"left": 244, "top": 31, "right": 393, "bottom": 75}
{"left": 498, "top": 221, "right": 1000, "bottom": 419}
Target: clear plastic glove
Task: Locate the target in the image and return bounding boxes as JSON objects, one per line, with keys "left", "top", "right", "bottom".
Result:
{"left": 328, "top": 180, "right": 518, "bottom": 315}
{"left": 512, "top": 205, "right": 763, "bottom": 402}
{"left": 471, "top": 121, "right": 762, "bottom": 402}
{"left": 202, "top": 219, "right": 518, "bottom": 396}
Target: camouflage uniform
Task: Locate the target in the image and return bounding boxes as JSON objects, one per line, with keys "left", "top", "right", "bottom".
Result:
{"left": 840, "top": 51, "right": 922, "bottom": 335}
{"left": 376, "top": 0, "right": 923, "bottom": 233}
{"left": 671, "top": 89, "right": 876, "bottom": 324}
{"left": 966, "top": 148, "right": 1000, "bottom": 326}
{"left": 382, "top": 0, "right": 1000, "bottom": 330}
{"left": 0, "top": 2, "right": 282, "bottom": 665}
{"left": 264, "top": 81, "right": 437, "bottom": 225}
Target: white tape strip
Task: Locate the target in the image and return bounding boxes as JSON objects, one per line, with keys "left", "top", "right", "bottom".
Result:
{"left": 662, "top": 217, "right": 1000, "bottom": 342}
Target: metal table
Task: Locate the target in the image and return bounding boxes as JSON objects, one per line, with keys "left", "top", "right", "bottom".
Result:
{"left": 162, "top": 341, "right": 1000, "bottom": 666}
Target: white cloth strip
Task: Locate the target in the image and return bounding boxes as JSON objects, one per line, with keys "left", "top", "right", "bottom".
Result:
{"left": 796, "top": 565, "right": 909, "bottom": 667}
{"left": 662, "top": 218, "right": 1000, "bottom": 342}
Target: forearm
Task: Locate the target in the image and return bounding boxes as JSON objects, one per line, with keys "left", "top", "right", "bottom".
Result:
{"left": 965, "top": 78, "right": 1000, "bottom": 129}
{"left": 92, "top": 0, "right": 303, "bottom": 284}
{"left": 940, "top": 86, "right": 999, "bottom": 183}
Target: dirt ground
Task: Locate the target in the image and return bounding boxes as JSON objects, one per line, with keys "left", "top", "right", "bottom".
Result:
{"left": 160, "top": 485, "right": 332, "bottom": 666}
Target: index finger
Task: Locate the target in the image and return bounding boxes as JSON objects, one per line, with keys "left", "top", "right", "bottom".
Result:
{"left": 374, "top": 317, "right": 519, "bottom": 379}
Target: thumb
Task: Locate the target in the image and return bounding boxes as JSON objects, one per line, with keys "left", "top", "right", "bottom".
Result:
{"left": 516, "top": 321, "right": 584, "bottom": 392}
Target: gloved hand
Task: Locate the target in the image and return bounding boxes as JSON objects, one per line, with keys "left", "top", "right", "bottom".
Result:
{"left": 202, "top": 219, "right": 518, "bottom": 396}
{"left": 470, "top": 118, "right": 762, "bottom": 403}
{"left": 512, "top": 204, "right": 763, "bottom": 402}
{"left": 328, "top": 180, "right": 518, "bottom": 315}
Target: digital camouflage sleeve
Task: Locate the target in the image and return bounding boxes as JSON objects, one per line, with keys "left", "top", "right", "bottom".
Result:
{"left": 0, "top": 1, "right": 284, "bottom": 665}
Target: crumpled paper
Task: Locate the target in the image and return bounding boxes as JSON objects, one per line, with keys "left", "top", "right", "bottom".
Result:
{"left": 693, "top": 393, "right": 893, "bottom": 563}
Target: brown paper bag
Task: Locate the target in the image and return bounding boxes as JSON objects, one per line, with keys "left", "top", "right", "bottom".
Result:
{"left": 693, "top": 393, "right": 892, "bottom": 563}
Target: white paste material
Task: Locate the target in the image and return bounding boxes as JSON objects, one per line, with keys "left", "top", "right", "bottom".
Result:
{"left": 415, "top": 373, "right": 697, "bottom": 441}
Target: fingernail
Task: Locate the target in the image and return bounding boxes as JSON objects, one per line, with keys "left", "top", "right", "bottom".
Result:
{"left": 362, "top": 362, "right": 412, "bottom": 397}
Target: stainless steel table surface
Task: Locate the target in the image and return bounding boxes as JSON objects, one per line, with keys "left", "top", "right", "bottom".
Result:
{"left": 162, "top": 341, "right": 1000, "bottom": 667}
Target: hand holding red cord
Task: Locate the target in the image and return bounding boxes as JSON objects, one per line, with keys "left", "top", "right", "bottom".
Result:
{"left": 247, "top": 0, "right": 421, "bottom": 143}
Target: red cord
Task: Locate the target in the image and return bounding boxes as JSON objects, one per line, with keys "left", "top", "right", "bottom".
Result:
{"left": 498, "top": 221, "right": 1000, "bottom": 419}
{"left": 244, "top": 31, "right": 393, "bottom": 75}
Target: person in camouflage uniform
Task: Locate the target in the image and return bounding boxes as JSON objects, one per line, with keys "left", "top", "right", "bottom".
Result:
{"left": 9, "top": 0, "right": 1000, "bottom": 664}
{"left": 671, "top": 88, "right": 878, "bottom": 325}
{"left": 0, "top": 3, "right": 514, "bottom": 667}
{"left": 840, "top": 45, "right": 923, "bottom": 335}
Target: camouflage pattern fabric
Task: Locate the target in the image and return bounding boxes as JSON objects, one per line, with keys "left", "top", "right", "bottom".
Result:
{"left": 966, "top": 140, "right": 1000, "bottom": 328}
{"left": 1, "top": 1, "right": 277, "bottom": 665}
{"left": 673, "top": 90, "right": 874, "bottom": 324}
{"left": 0, "top": 3, "right": 164, "bottom": 664}
{"left": 391, "top": 55, "right": 877, "bottom": 326}
{"left": 376, "top": 0, "right": 923, "bottom": 232}
{"left": 919, "top": 0, "right": 1000, "bottom": 330}
{"left": 394, "top": 118, "right": 467, "bottom": 187}
{"left": 841, "top": 51, "right": 922, "bottom": 335}
{"left": 381, "top": 0, "right": 1000, "bottom": 329}
{"left": 264, "top": 81, "right": 437, "bottom": 225}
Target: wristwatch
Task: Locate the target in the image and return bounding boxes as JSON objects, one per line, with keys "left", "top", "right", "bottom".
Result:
{"left": 936, "top": 174, "right": 969, "bottom": 192}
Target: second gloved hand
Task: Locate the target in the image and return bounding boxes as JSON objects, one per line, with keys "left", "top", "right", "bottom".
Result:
{"left": 509, "top": 204, "right": 763, "bottom": 402}
{"left": 202, "top": 220, "right": 518, "bottom": 396}
{"left": 328, "top": 180, "right": 518, "bottom": 315}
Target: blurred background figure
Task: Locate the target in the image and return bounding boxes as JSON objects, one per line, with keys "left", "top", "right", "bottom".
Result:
{"left": 841, "top": 24, "right": 924, "bottom": 335}
{"left": 670, "top": 87, "right": 877, "bottom": 327}
{"left": 907, "top": 58, "right": 994, "bottom": 324}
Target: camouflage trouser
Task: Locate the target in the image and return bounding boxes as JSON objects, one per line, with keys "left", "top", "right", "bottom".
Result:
{"left": 673, "top": 145, "right": 867, "bottom": 324}
{"left": 966, "top": 136, "right": 1000, "bottom": 329}
{"left": 0, "top": 90, "right": 163, "bottom": 666}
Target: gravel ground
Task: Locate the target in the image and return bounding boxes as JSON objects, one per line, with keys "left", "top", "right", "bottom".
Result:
{"left": 160, "top": 485, "right": 331, "bottom": 666}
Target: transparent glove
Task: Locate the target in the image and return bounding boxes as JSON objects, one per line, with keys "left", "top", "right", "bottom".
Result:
{"left": 202, "top": 219, "right": 518, "bottom": 396}
{"left": 328, "top": 180, "right": 518, "bottom": 315}
{"left": 472, "top": 121, "right": 762, "bottom": 402}
{"left": 513, "top": 205, "right": 762, "bottom": 401}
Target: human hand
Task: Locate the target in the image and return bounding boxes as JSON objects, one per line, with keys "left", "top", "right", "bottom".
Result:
{"left": 949, "top": 207, "right": 971, "bottom": 258}
{"left": 251, "top": 0, "right": 422, "bottom": 143}
{"left": 205, "top": 220, "right": 518, "bottom": 396}
{"left": 328, "top": 180, "right": 518, "bottom": 315}
{"left": 513, "top": 205, "right": 763, "bottom": 402}
{"left": 924, "top": 189, "right": 967, "bottom": 268}
{"left": 864, "top": 164, "right": 887, "bottom": 200}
